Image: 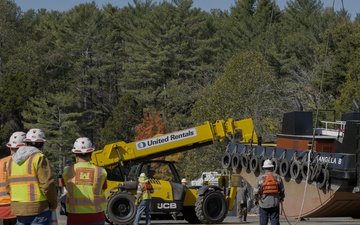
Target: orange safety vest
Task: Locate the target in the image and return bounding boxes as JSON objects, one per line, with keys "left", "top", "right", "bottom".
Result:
{"left": 62, "top": 162, "right": 107, "bottom": 214}
{"left": 140, "top": 182, "right": 153, "bottom": 200}
{"left": 0, "top": 156, "right": 11, "bottom": 205}
{"left": 7, "top": 152, "right": 47, "bottom": 203}
{"left": 259, "top": 173, "right": 280, "bottom": 197}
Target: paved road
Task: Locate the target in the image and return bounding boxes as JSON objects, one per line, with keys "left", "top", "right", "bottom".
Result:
{"left": 56, "top": 212, "right": 360, "bottom": 225}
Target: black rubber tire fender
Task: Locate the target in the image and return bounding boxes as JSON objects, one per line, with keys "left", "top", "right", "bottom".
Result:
{"left": 317, "top": 168, "right": 329, "bottom": 189}
{"left": 301, "top": 162, "right": 312, "bottom": 180}
{"left": 271, "top": 158, "right": 280, "bottom": 174}
{"left": 315, "top": 163, "right": 323, "bottom": 180}
{"left": 290, "top": 161, "right": 302, "bottom": 180}
{"left": 231, "top": 153, "right": 242, "bottom": 169}
{"left": 106, "top": 191, "right": 137, "bottom": 225}
{"left": 221, "top": 152, "right": 232, "bottom": 169}
{"left": 310, "top": 164, "right": 318, "bottom": 181}
{"left": 240, "top": 154, "right": 250, "bottom": 170}
{"left": 249, "top": 155, "right": 259, "bottom": 172}
{"left": 279, "top": 159, "right": 290, "bottom": 177}
{"left": 195, "top": 190, "right": 228, "bottom": 224}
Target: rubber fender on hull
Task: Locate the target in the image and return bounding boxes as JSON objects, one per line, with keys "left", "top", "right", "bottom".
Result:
{"left": 279, "top": 159, "right": 290, "bottom": 177}
{"left": 240, "top": 154, "right": 250, "bottom": 170}
{"left": 221, "top": 152, "right": 232, "bottom": 169}
{"left": 290, "top": 161, "right": 302, "bottom": 180}
{"left": 271, "top": 158, "right": 280, "bottom": 174}
{"left": 311, "top": 163, "right": 323, "bottom": 181}
{"left": 317, "top": 167, "right": 329, "bottom": 189}
{"left": 249, "top": 155, "right": 259, "bottom": 172}
{"left": 232, "top": 153, "right": 242, "bottom": 169}
{"left": 300, "top": 162, "right": 312, "bottom": 181}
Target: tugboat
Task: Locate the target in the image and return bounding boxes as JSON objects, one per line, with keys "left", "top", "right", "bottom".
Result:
{"left": 222, "top": 107, "right": 360, "bottom": 218}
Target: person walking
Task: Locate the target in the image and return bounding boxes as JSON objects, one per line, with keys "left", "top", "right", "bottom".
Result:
{"left": 0, "top": 132, "right": 26, "bottom": 225}
{"left": 61, "top": 137, "right": 107, "bottom": 225}
{"left": 6, "top": 128, "right": 58, "bottom": 225}
{"left": 254, "top": 159, "right": 285, "bottom": 225}
{"left": 237, "top": 179, "right": 249, "bottom": 223}
{"left": 134, "top": 173, "right": 153, "bottom": 225}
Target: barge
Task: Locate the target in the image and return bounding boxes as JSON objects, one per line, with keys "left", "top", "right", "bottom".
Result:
{"left": 222, "top": 110, "right": 360, "bottom": 218}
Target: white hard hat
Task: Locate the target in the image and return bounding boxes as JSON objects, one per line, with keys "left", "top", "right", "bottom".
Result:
{"left": 72, "top": 137, "right": 95, "bottom": 154}
{"left": 140, "top": 172, "right": 146, "bottom": 177}
{"left": 181, "top": 178, "right": 187, "bottom": 183}
{"left": 7, "top": 131, "right": 26, "bottom": 148}
{"left": 262, "top": 159, "right": 274, "bottom": 168}
{"left": 24, "top": 128, "right": 46, "bottom": 143}
{"left": 139, "top": 173, "right": 149, "bottom": 182}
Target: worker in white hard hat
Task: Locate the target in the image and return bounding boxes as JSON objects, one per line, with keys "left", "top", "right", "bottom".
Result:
{"left": 0, "top": 132, "right": 26, "bottom": 225}
{"left": 181, "top": 178, "right": 187, "bottom": 186}
{"left": 61, "top": 137, "right": 107, "bottom": 225}
{"left": 134, "top": 173, "right": 153, "bottom": 225}
{"left": 6, "top": 129, "right": 58, "bottom": 225}
{"left": 253, "top": 159, "right": 285, "bottom": 225}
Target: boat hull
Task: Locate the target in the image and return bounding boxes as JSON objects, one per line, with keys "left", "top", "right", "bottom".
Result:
{"left": 238, "top": 169, "right": 360, "bottom": 218}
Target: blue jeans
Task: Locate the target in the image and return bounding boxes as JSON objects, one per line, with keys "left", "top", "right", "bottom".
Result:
{"left": 259, "top": 206, "right": 279, "bottom": 225}
{"left": 17, "top": 210, "right": 51, "bottom": 225}
{"left": 133, "top": 199, "right": 151, "bottom": 225}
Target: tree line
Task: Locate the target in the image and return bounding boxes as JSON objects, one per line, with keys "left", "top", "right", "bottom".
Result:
{"left": 0, "top": 0, "right": 359, "bottom": 180}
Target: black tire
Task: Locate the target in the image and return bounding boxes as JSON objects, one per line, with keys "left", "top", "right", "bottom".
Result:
{"left": 301, "top": 162, "right": 312, "bottom": 180}
{"left": 290, "top": 161, "right": 302, "bottom": 180}
{"left": 249, "top": 155, "right": 259, "bottom": 172}
{"left": 279, "top": 159, "right": 290, "bottom": 177}
{"left": 232, "top": 153, "right": 242, "bottom": 169}
{"left": 310, "top": 164, "right": 318, "bottom": 181}
{"left": 195, "top": 190, "right": 227, "bottom": 224}
{"left": 183, "top": 206, "right": 201, "bottom": 224}
{"left": 240, "top": 154, "right": 250, "bottom": 170}
{"left": 271, "top": 158, "right": 280, "bottom": 174}
{"left": 106, "top": 191, "right": 137, "bottom": 225}
{"left": 221, "top": 152, "right": 232, "bottom": 169}
{"left": 317, "top": 168, "right": 329, "bottom": 189}
{"left": 313, "top": 163, "right": 323, "bottom": 181}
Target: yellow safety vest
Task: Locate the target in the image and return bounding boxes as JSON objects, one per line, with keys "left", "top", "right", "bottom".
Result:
{"left": 0, "top": 156, "right": 11, "bottom": 205}
{"left": 7, "top": 153, "right": 47, "bottom": 202}
{"left": 62, "top": 162, "right": 107, "bottom": 214}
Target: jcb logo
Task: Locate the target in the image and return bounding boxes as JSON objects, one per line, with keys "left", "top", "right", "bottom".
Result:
{"left": 80, "top": 172, "right": 90, "bottom": 180}
{"left": 157, "top": 203, "right": 177, "bottom": 209}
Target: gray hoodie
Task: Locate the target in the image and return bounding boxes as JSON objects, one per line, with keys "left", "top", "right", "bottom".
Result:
{"left": 12, "top": 146, "right": 41, "bottom": 164}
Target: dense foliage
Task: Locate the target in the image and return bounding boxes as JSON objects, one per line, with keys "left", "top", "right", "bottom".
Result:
{"left": 0, "top": 0, "right": 359, "bottom": 179}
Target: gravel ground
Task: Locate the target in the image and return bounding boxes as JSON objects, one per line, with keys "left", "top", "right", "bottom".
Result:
{"left": 54, "top": 212, "right": 360, "bottom": 225}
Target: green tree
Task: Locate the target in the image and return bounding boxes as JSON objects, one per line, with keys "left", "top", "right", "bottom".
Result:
{"left": 182, "top": 51, "right": 284, "bottom": 177}
{"left": 333, "top": 23, "right": 360, "bottom": 114}
{"left": 122, "top": 0, "right": 221, "bottom": 131}
{"left": 98, "top": 93, "right": 143, "bottom": 148}
{"left": 216, "top": 0, "right": 280, "bottom": 58}
{"left": 21, "top": 92, "right": 83, "bottom": 173}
